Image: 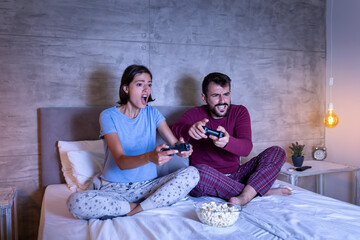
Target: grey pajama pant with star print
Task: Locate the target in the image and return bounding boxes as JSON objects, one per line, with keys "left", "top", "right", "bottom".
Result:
{"left": 67, "top": 166, "right": 199, "bottom": 219}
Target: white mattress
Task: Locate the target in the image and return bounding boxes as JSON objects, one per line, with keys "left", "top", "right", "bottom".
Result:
{"left": 38, "top": 180, "right": 360, "bottom": 240}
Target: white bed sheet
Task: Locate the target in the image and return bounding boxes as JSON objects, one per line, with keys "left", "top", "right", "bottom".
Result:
{"left": 38, "top": 180, "right": 360, "bottom": 240}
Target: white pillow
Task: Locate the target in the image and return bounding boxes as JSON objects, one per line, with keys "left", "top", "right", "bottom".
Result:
{"left": 58, "top": 140, "right": 104, "bottom": 192}
{"left": 67, "top": 151, "right": 105, "bottom": 191}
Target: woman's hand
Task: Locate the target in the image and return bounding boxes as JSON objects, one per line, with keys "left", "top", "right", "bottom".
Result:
{"left": 176, "top": 137, "right": 193, "bottom": 158}
{"left": 149, "top": 144, "right": 178, "bottom": 166}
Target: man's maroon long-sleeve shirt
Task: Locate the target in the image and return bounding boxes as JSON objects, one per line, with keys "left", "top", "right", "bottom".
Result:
{"left": 170, "top": 104, "right": 253, "bottom": 174}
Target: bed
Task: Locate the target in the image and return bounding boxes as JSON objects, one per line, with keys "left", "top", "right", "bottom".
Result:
{"left": 38, "top": 106, "right": 360, "bottom": 240}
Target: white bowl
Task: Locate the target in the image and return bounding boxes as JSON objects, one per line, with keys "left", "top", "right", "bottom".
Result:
{"left": 194, "top": 201, "right": 242, "bottom": 227}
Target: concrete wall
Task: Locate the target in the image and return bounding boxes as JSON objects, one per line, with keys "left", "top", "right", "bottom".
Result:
{"left": 324, "top": 0, "right": 360, "bottom": 203}
{"left": 0, "top": 0, "right": 325, "bottom": 239}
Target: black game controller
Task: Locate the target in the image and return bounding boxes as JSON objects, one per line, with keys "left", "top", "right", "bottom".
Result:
{"left": 295, "top": 166, "right": 312, "bottom": 172}
{"left": 203, "top": 126, "right": 224, "bottom": 138}
{"left": 161, "top": 142, "right": 190, "bottom": 155}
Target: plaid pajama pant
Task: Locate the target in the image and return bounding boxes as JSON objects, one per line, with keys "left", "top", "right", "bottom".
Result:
{"left": 190, "top": 146, "right": 286, "bottom": 199}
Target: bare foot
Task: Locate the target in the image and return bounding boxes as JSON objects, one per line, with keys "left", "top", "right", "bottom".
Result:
{"left": 229, "top": 185, "right": 257, "bottom": 206}
{"left": 126, "top": 203, "right": 143, "bottom": 216}
{"left": 229, "top": 196, "right": 251, "bottom": 206}
{"left": 129, "top": 202, "right": 138, "bottom": 211}
{"left": 264, "top": 188, "right": 292, "bottom": 196}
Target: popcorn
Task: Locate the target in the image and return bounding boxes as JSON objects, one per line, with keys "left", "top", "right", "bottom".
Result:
{"left": 195, "top": 201, "right": 240, "bottom": 227}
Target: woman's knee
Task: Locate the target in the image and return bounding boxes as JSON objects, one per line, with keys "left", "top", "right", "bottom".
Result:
{"left": 67, "top": 190, "right": 102, "bottom": 219}
{"left": 68, "top": 192, "right": 82, "bottom": 208}
{"left": 182, "top": 166, "right": 200, "bottom": 186}
{"left": 67, "top": 192, "right": 88, "bottom": 219}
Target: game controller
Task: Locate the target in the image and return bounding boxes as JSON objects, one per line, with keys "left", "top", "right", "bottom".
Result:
{"left": 287, "top": 166, "right": 312, "bottom": 172}
{"left": 203, "top": 126, "right": 224, "bottom": 138}
{"left": 161, "top": 142, "right": 190, "bottom": 155}
{"left": 295, "top": 166, "right": 312, "bottom": 172}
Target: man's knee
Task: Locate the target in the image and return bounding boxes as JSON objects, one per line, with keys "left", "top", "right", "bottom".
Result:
{"left": 189, "top": 164, "right": 213, "bottom": 197}
{"left": 266, "top": 146, "right": 286, "bottom": 164}
{"left": 189, "top": 184, "right": 204, "bottom": 197}
{"left": 193, "top": 163, "right": 214, "bottom": 175}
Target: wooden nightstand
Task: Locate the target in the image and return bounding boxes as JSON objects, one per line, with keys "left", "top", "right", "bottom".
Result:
{"left": 0, "top": 186, "right": 18, "bottom": 240}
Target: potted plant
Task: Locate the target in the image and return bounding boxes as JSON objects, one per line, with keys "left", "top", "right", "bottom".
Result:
{"left": 289, "top": 142, "right": 305, "bottom": 167}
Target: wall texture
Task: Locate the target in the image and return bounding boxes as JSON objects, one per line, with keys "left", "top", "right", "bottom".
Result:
{"left": 324, "top": 0, "right": 360, "bottom": 203}
{"left": 0, "top": 0, "right": 325, "bottom": 239}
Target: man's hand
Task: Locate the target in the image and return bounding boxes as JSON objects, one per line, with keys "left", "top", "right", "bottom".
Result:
{"left": 188, "top": 118, "right": 209, "bottom": 140}
{"left": 209, "top": 126, "right": 229, "bottom": 148}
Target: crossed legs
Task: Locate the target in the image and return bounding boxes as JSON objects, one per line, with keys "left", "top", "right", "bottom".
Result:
{"left": 68, "top": 166, "right": 199, "bottom": 219}
{"left": 190, "top": 146, "right": 290, "bottom": 206}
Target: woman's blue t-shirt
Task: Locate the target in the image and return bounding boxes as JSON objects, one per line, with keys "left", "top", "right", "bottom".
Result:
{"left": 99, "top": 106, "right": 165, "bottom": 183}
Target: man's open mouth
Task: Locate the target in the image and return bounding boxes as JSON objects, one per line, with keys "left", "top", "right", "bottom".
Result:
{"left": 216, "top": 104, "right": 228, "bottom": 111}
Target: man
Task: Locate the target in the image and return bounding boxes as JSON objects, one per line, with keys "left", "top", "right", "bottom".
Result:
{"left": 171, "top": 72, "right": 290, "bottom": 206}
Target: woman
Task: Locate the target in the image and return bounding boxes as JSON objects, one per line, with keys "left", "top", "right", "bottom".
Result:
{"left": 67, "top": 64, "right": 199, "bottom": 219}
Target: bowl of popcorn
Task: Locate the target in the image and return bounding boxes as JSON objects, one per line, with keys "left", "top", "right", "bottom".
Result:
{"left": 194, "top": 201, "right": 242, "bottom": 227}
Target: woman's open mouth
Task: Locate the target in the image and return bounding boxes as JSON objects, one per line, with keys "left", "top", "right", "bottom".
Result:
{"left": 141, "top": 94, "right": 148, "bottom": 105}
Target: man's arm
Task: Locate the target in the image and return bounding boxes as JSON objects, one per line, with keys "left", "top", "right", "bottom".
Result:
{"left": 171, "top": 105, "right": 253, "bottom": 157}
{"left": 222, "top": 107, "right": 252, "bottom": 156}
{"left": 207, "top": 106, "right": 252, "bottom": 157}
{"left": 170, "top": 108, "right": 199, "bottom": 142}
{"left": 223, "top": 135, "right": 252, "bottom": 157}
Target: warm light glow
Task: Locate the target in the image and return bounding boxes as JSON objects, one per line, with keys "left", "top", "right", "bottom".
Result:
{"left": 323, "top": 109, "right": 339, "bottom": 128}
{"left": 324, "top": 1, "right": 339, "bottom": 129}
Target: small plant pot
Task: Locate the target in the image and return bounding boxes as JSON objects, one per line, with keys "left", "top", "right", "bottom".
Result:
{"left": 292, "top": 156, "right": 304, "bottom": 167}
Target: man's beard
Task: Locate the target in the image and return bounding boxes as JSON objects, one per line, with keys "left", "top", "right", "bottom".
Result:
{"left": 209, "top": 103, "right": 230, "bottom": 118}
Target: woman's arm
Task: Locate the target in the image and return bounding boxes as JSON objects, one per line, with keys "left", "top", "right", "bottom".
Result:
{"left": 157, "top": 121, "right": 178, "bottom": 146}
{"left": 104, "top": 132, "right": 177, "bottom": 170}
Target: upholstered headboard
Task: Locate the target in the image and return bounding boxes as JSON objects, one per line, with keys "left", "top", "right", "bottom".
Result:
{"left": 39, "top": 106, "right": 192, "bottom": 187}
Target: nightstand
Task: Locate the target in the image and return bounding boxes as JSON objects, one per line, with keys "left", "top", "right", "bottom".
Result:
{"left": 279, "top": 160, "right": 360, "bottom": 205}
{"left": 0, "top": 186, "right": 18, "bottom": 240}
